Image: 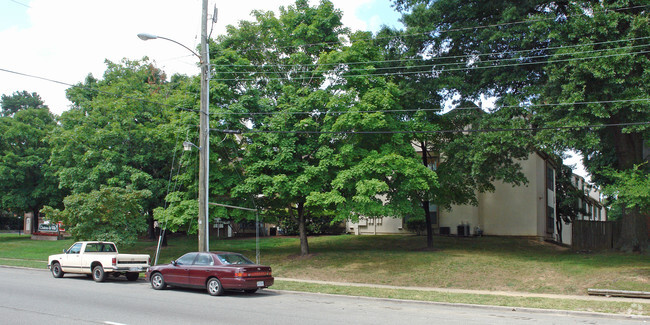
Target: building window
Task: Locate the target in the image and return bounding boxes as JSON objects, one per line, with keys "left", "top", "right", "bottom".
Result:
{"left": 546, "top": 166, "right": 554, "bottom": 191}
{"left": 546, "top": 206, "right": 555, "bottom": 234}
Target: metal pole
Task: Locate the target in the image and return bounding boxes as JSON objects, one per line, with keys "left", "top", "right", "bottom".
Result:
{"left": 198, "top": 0, "right": 210, "bottom": 252}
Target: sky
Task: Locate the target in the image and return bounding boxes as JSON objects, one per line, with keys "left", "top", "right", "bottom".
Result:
{"left": 0, "top": 0, "right": 402, "bottom": 115}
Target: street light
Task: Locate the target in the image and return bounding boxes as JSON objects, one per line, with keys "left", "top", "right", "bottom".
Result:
{"left": 138, "top": 0, "right": 211, "bottom": 252}
{"left": 183, "top": 141, "right": 200, "bottom": 151}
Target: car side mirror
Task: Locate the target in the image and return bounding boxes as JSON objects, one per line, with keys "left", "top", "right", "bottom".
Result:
{"left": 171, "top": 260, "right": 177, "bottom": 266}
{"left": 62, "top": 249, "right": 67, "bottom": 253}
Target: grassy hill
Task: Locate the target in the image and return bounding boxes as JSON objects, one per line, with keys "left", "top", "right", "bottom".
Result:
{"left": 1, "top": 233, "right": 648, "bottom": 315}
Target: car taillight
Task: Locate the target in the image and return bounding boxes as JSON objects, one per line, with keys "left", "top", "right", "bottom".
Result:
{"left": 112, "top": 257, "right": 116, "bottom": 266}
{"left": 235, "top": 271, "right": 271, "bottom": 277}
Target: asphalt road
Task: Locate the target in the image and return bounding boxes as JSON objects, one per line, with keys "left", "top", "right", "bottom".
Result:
{"left": 0, "top": 267, "right": 646, "bottom": 325}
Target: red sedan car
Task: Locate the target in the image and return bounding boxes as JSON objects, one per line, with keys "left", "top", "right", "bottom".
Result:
{"left": 145, "top": 252, "right": 273, "bottom": 296}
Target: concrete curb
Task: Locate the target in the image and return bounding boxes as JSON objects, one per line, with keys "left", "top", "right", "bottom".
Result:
{"left": 275, "top": 277, "right": 650, "bottom": 304}
{"left": 267, "top": 288, "right": 650, "bottom": 321}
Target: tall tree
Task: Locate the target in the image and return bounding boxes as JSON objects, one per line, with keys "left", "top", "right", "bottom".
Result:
{"left": 48, "top": 58, "right": 179, "bottom": 240}
{"left": 395, "top": 0, "right": 649, "bottom": 251}
{"left": 0, "top": 91, "right": 61, "bottom": 232}
{"left": 209, "top": 0, "right": 349, "bottom": 256}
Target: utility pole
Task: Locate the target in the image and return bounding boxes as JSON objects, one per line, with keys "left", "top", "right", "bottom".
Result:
{"left": 198, "top": 0, "right": 210, "bottom": 252}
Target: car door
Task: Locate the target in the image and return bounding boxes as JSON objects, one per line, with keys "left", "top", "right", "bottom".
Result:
{"left": 164, "top": 253, "right": 197, "bottom": 286}
{"left": 187, "top": 253, "right": 215, "bottom": 286}
{"left": 60, "top": 242, "right": 83, "bottom": 272}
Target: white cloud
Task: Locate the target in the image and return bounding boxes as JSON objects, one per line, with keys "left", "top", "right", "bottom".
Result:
{"left": 0, "top": 0, "right": 389, "bottom": 115}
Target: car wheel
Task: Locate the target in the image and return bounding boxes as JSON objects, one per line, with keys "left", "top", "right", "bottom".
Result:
{"left": 150, "top": 272, "right": 166, "bottom": 290}
{"left": 126, "top": 272, "right": 139, "bottom": 281}
{"left": 244, "top": 288, "right": 258, "bottom": 294}
{"left": 92, "top": 265, "right": 106, "bottom": 282}
{"left": 206, "top": 277, "right": 224, "bottom": 296}
{"left": 51, "top": 262, "right": 64, "bottom": 278}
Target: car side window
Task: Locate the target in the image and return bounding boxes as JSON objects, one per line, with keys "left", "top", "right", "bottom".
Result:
{"left": 176, "top": 253, "right": 198, "bottom": 265}
{"left": 68, "top": 243, "right": 82, "bottom": 254}
{"left": 85, "top": 244, "right": 99, "bottom": 252}
{"left": 100, "top": 244, "right": 116, "bottom": 252}
{"left": 194, "top": 253, "right": 214, "bottom": 266}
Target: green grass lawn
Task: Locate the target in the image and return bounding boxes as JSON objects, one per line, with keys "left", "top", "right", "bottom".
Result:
{"left": 2, "top": 233, "right": 648, "bottom": 315}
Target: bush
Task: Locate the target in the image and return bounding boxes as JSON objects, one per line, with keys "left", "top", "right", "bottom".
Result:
{"left": 405, "top": 217, "right": 426, "bottom": 236}
{"left": 277, "top": 214, "right": 343, "bottom": 236}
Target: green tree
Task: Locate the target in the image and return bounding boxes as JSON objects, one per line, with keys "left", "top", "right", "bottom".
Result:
{"left": 395, "top": 0, "right": 649, "bottom": 251}
{"left": 1, "top": 90, "right": 48, "bottom": 117}
{"left": 602, "top": 164, "right": 650, "bottom": 216}
{"left": 41, "top": 187, "right": 150, "bottom": 246}
{"left": 49, "top": 58, "right": 179, "bottom": 239}
{"left": 0, "top": 91, "right": 61, "bottom": 232}
{"left": 203, "top": 0, "right": 349, "bottom": 256}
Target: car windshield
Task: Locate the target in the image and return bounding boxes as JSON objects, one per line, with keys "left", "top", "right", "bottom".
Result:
{"left": 216, "top": 254, "right": 254, "bottom": 265}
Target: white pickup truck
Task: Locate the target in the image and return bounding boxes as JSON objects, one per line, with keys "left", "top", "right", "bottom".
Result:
{"left": 48, "top": 241, "right": 150, "bottom": 282}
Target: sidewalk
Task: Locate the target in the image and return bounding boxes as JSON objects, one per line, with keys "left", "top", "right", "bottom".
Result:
{"left": 275, "top": 277, "right": 650, "bottom": 304}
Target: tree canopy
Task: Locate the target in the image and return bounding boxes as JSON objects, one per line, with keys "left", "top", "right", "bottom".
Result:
{"left": 395, "top": 0, "right": 650, "bottom": 251}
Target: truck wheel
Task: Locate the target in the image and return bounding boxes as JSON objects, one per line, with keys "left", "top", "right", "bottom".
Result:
{"left": 206, "top": 277, "right": 223, "bottom": 296}
{"left": 150, "top": 272, "right": 166, "bottom": 290}
{"left": 51, "top": 262, "right": 64, "bottom": 278}
{"left": 92, "top": 265, "right": 106, "bottom": 282}
{"left": 126, "top": 272, "right": 139, "bottom": 281}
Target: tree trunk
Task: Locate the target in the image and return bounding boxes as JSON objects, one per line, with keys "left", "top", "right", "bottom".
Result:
{"left": 297, "top": 202, "right": 309, "bottom": 256}
{"left": 611, "top": 124, "right": 648, "bottom": 252}
{"left": 555, "top": 217, "right": 563, "bottom": 244}
{"left": 420, "top": 141, "right": 434, "bottom": 248}
{"left": 616, "top": 207, "right": 648, "bottom": 252}
{"left": 147, "top": 210, "right": 155, "bottom": 240}
{"left": 31, "top": 209, "right": 39, "bottom": 233}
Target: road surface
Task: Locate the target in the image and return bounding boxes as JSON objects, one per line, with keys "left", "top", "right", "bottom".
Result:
{"left": 0, "top": 267, "right": 645, "bottom": 325}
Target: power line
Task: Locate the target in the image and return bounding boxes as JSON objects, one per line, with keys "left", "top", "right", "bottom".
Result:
{"left": 212, "top": 36, "right": 650, "bottom": 70}
{"left": 8, "top": 0, "right": 30, "bottom": 8}
{"left": 210, "top": 121, "right": 650, "bottom": 135}
{"left": 2, "top": 67, "right": 647, "bottom": 119}
{"left": 0, "top": 67, "right": 202, "bottom": 114}
{"left": 211, "top": 98, "right": 650, "bottom": 116}
{"left": 209, "top": 49, "right": 650, "bottom": 82}
{"left": 229, "top": 4, "right": 650, "bottom": 56}
{"left": 212, "top": 42, "right": 650, "bottom": 76}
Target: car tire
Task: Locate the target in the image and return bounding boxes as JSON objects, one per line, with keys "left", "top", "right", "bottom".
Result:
{"left": 206, "top": 277, "right": 224, "bottom": 296}
{"left": 92, "top": 265, "right": 106, "bottom": 282}
{"left": 51, "top": 262, "right": 64, "bottom": 278}
{"left": 126, "top": 272, "right": 139, "bottom": 281}
{"left": 244, "top": 288, "right": 258, "bottom": 294}
{"left": 150, "top": 272, "right": 166, "bottom": 290}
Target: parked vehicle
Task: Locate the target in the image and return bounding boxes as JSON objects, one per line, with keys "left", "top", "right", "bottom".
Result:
{"left": 48, "top": 241, "right": 150, "bottom": 282}
{"left": 145, "top": 252, "right": 274, "bottom": 296}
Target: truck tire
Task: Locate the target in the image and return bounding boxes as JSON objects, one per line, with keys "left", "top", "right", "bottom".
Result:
{"left": 51, "top": 262, "right": 64, "bottom": 278}
{"left": 206, "top": 277, "right": 224, "bottom": 296}
{"left": 126, "top": 272, "right": 139, "bottom": 281}
{"left": 92, "top": 265, "right": 106, "bottom": 282}
{"left": 150, "top": 272, "right": 166, "bottom": 290}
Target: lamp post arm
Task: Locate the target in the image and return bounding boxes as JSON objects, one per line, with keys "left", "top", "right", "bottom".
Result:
{"left": 137, "top": 33, "right": 201, "bottom": 61}
{"left": 157, "top": 36, "right": 202, "bottom": 61}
